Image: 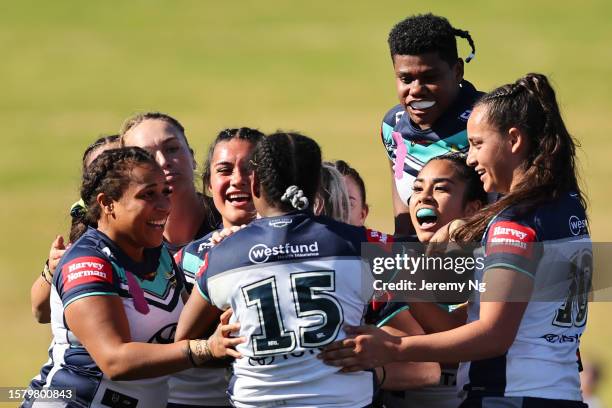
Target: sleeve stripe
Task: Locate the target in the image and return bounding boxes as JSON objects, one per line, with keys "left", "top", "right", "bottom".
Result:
{"left": 64, "top": 291, "right": 119, "bottom": 308}
{"left": 483, "top": 263, "right": 535, "bottom": 279}
{"left": 376, "top": 305, "right": 410, "bottom": 328}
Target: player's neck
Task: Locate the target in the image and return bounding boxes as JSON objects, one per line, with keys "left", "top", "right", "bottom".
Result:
{"left": 164, "top": 189, "right": 206, "bottom": 246}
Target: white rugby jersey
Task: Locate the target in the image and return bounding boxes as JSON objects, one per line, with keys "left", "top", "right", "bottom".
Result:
{"left": 170, "top": 231, "right": 230, "bottom": 407}
{"left": 23, "top": 228, "right": 185, "bottom": 408}
{"left": 195, "top": 212, "right": 380, "bottom": 408}
{"left": 457, "top": 193, "right": 591, "bottom": 401}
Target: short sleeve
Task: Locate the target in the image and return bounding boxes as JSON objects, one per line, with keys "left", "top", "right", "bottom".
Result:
{"left": 56, "top": 255, "right": 117, "bottom": 307}
{"left": 194, "top": 252, "right": 211, "bottom": 302}
{"left": 380, "top": 106, "right": 402, "bottom": 161}
{"left": 484, "top": 220, "right": 540, "bottom": 278}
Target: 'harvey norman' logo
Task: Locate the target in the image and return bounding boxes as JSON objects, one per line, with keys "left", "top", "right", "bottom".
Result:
{"left": 248, "top": 242, "right": 320, "bottom": 264}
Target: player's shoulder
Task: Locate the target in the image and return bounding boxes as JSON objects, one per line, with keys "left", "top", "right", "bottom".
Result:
{"left": 489, "top": 192, "right": 588, "bottom": 243}
{"left": 53, "top": 228, "right": 116, "bottom": 293}
{"left": 182, "top": 230, "right": 216, "bottom": 258}
{"left": 382, "top": 104, "right": 405, "bottom": 127}
{"left": 56, "top": 228, "right": 112, "bottom": 272}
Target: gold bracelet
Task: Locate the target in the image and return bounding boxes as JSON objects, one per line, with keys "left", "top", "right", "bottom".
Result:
{"left": 189, "top": 339, "right": 213, "bottom": 366}
{"left": 41, "top": 260, "right": 52, "bottom": 284}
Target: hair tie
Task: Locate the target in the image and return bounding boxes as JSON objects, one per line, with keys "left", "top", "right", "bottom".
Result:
{"left": 70, "top": 199, "right": 88, "bottom": 219}
{"left": 281, "top": 185, "right": 309, "bottom": 210}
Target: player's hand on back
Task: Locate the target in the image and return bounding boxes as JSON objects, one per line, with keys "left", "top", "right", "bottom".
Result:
{"left": 210, "top": 225, "right": 247, "bottom": 246}
{"left": 319, "top": 325, "right": 402, "bottom": 372}
{"left": 48, "top": 235, "right": 68, "bottom": 274}
{"left": 207, "top": 308, "right": 245, "bottom": 359}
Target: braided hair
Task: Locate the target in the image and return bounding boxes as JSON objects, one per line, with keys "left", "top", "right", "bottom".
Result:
{"left": 72, "top": 147, "right": 160, "bottom": 238}
{"left": 202, "top": 127, "right": 265, "bottom": 191}
{"left": 69, "top": 135, "right": 121, "bottom": 241}
{"left": 454, "top": 73, "right": 586, "bottom": 242}
{"left": 252, "top": 132, "right": 321, "bottom": 212}
{"left": 388, "top": 13, "right": 476, "bottom": 65}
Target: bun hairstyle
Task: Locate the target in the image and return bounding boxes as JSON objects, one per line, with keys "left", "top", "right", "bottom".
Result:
{"left": 71, "top": 147, "right": 160, "bottom": 239}
{"left": 454, "top": 73, "right": 586, "bottom": 242}
{"left": 202, "top": 127, "right": 265, "bottom": 191}
{"left": 388, "top": 13, "right": 476, "bottom": 65}
{"left": 251, "top": 132, "right": 321, "bottom": 212}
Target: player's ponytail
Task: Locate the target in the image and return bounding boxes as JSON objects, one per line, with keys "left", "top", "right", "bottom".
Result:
{"left": 453, "top": 28, "right": 475, "bottom": 63}
{"left": 252, "top": 132, "right": 321, "bottom": 212}
{"left": 77, "top": 147, "right": 159, "bottom": 235}
{"left": 454, "top": 73, "right": 586, "bottom": 242}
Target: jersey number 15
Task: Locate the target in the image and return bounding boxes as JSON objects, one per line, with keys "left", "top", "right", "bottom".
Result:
{"left": 241, "top": 270, "right": 344, "bottom": 356}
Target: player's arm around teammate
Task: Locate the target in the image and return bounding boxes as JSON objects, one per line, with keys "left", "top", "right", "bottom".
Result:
{"left": 322, "top": 73, "right": 591, "bottom": 406}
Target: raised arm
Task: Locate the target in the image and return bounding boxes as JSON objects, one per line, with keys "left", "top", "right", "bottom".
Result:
{"left": 30, "top": 235, "right": 66, "bottom": 323}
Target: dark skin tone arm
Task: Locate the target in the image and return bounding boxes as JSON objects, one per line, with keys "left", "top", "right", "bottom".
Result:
{"left": 176, "top": 288, "right": 245, "bottom": 344}
{"left": 65, "top": 295, "right": 191, "bottom": 380}
{"left": 378, "top": 309, "right": 440, "bottom": 390}
{"left": 65, "top": 294, "right": 244, "bottom": 381}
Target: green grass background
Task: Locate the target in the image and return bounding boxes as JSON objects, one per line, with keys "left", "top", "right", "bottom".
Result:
{"left": 1, "top": 0, "right": 611, "bottom": 405}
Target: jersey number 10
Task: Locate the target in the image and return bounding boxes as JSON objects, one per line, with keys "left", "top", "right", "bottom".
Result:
{"left": 242, "top": 270, "right": 344, "bottom": 356}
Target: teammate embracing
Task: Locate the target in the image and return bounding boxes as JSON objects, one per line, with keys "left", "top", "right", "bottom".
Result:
{"left": 323, "top": 73, "right": 591, "bottom": 407}
{"left": 177, "top": 132, "right": 389, "bottom": 408}
{"left": 380, "top": 13, "right": 482, "bottom": 237}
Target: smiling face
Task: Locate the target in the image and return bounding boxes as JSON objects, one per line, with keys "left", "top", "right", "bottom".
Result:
{"left": 122, "top": 119, "right": 195, "bottom": 198}
{"left": 393, "top": 52, "right": 463, "bottom": 130}
{"left": 208, "top": 139, "right": 256, "bottom": 228}
{"left": 466, "top": 106, "right": 515, "bottom": 194}
{"left": 409, "top": 159, "right": 472, "bottom": 243}
{"left": 106, "top": 163, "right": 171, "bottom": 259}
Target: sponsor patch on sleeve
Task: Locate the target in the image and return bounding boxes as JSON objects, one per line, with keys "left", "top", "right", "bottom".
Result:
{"left": 62, "top": 256, "right": 113, "bottom": 292}
{"left": 486, "top": 221, "right": 536, "bottom": 258}
{"left": 366, "top": 229, "right": 394, "bottom": 244}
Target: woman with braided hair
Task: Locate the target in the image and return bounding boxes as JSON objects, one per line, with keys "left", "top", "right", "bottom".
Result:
{"left": 322, "top": 73, "right": 591, "bottom": 407}
{"left": 22, "top": 147, "right": 241, "bottom": 408}
{"left": 177, "top": 132, "right": 397, "bottom": 407}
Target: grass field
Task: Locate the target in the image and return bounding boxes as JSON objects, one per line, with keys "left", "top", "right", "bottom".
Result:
{"left": 1, "top": 0, "right": 612, "bottom": 405}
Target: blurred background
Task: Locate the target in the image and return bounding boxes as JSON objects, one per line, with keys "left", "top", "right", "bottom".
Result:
{"left": 1, "top": 0, "right": 611, "bottom": 405}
